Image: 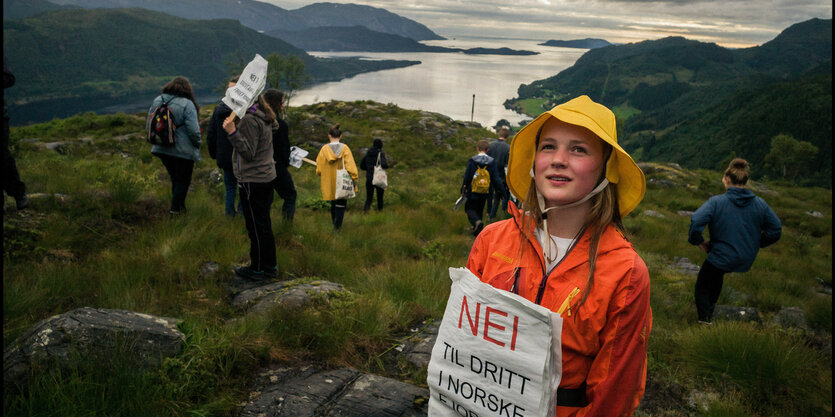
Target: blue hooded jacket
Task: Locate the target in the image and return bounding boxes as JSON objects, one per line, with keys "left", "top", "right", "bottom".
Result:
{"left": 689, "top": 187, "right": 782, "bottom": 272}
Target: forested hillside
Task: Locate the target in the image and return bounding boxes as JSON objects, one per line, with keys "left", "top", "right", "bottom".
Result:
{"left": 2, "top": 8, "right": 417, "bottom": 111}
{"left": 507, "top": 18, "right": 832, "bottom": 186}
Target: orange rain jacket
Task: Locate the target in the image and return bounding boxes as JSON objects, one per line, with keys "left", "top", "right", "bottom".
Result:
{"left": 466, "top": 202, "right": 652, "bottom": 417}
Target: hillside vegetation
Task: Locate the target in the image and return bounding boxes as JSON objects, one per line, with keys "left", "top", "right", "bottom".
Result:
{"left": 3, "top": 101, "right": 831, "bottom": 416}
{"left": 507, "top": 18, "right": 832, "bottom": 186}
{"left": 2, "top": 8, "right": 417, "bottom": 113}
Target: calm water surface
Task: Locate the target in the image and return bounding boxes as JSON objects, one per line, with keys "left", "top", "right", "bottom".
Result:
{"left": 293, "top": 37, "right": 586, "bottom": 127}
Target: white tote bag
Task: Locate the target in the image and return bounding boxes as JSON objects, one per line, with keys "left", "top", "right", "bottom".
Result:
{"left": 372, "top": 152, "right": 388, "bottom": 189}
{"left": 334, "top": 157, "right": 355, "bottom": 200}
{"left": 428, "top": 268, "right": 563, "bottom": 417}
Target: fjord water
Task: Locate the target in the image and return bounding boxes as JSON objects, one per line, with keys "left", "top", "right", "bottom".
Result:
{"left": 293, "top": 37, "right": 586, "bottom": 127}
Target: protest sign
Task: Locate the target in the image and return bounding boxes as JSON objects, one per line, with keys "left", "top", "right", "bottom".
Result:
{"left": 288, "top": 146, "right": 310, "bottom": 168}
{"left": 221, "top": 54, "right": 268, "bottom": 118}
{"left": 428, "top": 268, "right": 562, "bottom": 417}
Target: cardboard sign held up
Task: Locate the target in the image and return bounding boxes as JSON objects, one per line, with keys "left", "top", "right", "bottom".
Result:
{"left": 222, "top": 54, "right": 268, "bottom": 118}
{"left": 289, "top": 146, "right": 313, "bottom": 168}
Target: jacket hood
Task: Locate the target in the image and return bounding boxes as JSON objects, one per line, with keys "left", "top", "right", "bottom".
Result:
{"left": 725, "top": 187, "right": 755, "bottom": 207}
{"left": 247, "top": 105, "right": 271, "bottom": 124}
{"left": 472, "top": 154, "right": 494, "bottom": 165}
{"left": 321, "top": 142, "right": 346, "bottom": 163}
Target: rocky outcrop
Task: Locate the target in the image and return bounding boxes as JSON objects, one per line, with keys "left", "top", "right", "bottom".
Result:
{"left": 231, "top": 278, "right": 349, "bottom": 314}
{"left": 239, "top": 366, "right": 428, "bottom": 416}
{"left": 712, "top": 305, "right": 761, "bottom": 323}
{"left": 4, "top": 307, "right": 184, "bottom": 388}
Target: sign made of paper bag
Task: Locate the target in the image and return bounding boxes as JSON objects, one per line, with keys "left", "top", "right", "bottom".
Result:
{"left": 428, "top": 268, "right": 563, "bottom": 417}
{"left": 222, "top": 54, "right": 268, "bottom": 117}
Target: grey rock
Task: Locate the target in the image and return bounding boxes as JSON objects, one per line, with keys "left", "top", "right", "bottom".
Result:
{"left": 43, "top": 142, "right": 67, "bottom": 153}
{"left": 713, "top": 305, "right": 761, "bottom": 323}
{"left": 232, "top": 280, "right": 348, "bottom": 314}
{"left": 677, "top": 210, "right": 694, "bottom": 217}
{"left": 770, "top": 307, "right": 809, "bottom": 331}
{"left": 112, "top": 133, "right": 138, "bottom": 142}
{"left": 201, "top": 262, "right": 220, "bottom": 276}
{"left": 402, "top": 323, "right": 438, "bottom": 369}
{"left": 240, "top": 366, "right": 428, "bottom": 417}
{"left": 647, "top": 178, "right": 677, "bottom": 188}
{"left": 208, "top": 168, "right": 223, "bottom": 184}
{"left": 78, "top": 137, "right": 94, "bottom": 145}
{"left": 4, "top": 307, "right": 184, "bottom": 388}
{"left": 643, "top": 209, "right": 666, "bottom": 218}
{"left": 671, "top": 257, "right": 700, "bottom": 276}
{"left": 806, "top": 209, "right": 824, "bottom": 218}
{"left": 686, "top": 389, "right": 719, "bottom": 412}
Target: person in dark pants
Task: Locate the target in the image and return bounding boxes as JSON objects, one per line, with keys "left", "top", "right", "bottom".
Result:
{"left": 148, "top": 77, "right": 202, "bottom": 214}
{"left": 315, "top": 124, "right": 358, "bottom": 231}
{"left": 689, "top": 158, "right": 782, "bottom": 323}
{"left": 222, "top": 93, "right": 279, "bottom": 280}
{"left": 264, "top": 89, "right": 296, "bottom": 221}
{"left": 207, "top": 76, "right": 242, "bottom": 216}
{"left": 359, "top": 138, "right": 388, "bottom": 211}
{"left": 3, "top": 55, "right": 28, "bottom": 210}
{"left": 461, "top": 139, "right": 503, "bottom": 236}
{"left": 486, "top": 126, "right": 510, "bottom": 221}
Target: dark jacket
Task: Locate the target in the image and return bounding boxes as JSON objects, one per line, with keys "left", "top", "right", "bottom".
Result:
{"left": 689, "top": 187, "right": 782, "bottom": 272}
{"left": 487, "top": 139, "right": 510, "bottom": 182}
{"left": 4, "top": 55, "right": 14, "bottom": 121}
{"left": 207, "top": 102, "right": 234, "bottom": 170}
{"left": 359, "top": 146, "right": 388, "bottom": 183}
{"left": 272, "top": 116, "right": 290, "bottom": 172}
{"left": 228, "top": 104, "right": 276, "bottom": 183}
{"left": 461, "top": 153, "right": 503, "bottom": 198}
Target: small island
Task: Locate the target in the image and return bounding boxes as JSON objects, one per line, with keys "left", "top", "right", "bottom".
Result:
{"left": 539, "top": 38, "right": 612, "bottom": 49}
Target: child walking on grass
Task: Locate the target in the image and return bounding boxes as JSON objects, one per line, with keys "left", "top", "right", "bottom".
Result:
{"left": 315, "top": 124, "right": 358, "bottom": 231}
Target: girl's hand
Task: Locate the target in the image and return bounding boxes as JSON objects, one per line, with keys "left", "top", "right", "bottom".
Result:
{"left": 222, "top": 115, "right": 236, "bottom": 134}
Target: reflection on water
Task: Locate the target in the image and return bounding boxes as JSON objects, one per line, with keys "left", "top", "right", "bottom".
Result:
{"left": 294, "top": 37, "right": 586, "bottom": 128}
{"left": 8, "top": 37, "right": 585, "bottom": 127}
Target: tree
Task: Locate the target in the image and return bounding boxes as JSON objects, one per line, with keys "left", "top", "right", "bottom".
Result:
{"left": 265, "top": 53, "right": 310, "bottom": 109}
{"left": 493, "top": 119, "right": 511, "bottom": 131}
{"left": 763, "top": 134, "right": 819, "bottom": 181}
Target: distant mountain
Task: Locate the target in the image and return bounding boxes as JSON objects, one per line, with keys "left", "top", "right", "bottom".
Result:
{"left": 24, "top": 0, "right": 443, "bottom": 40}
{"left": 539, "top": 38, "right": 611, "bottom": 49}
{"left": 268, "top": 26, "right": 536, "bottom": 55}
{"left": 3, "top": 0, "right": 77, "bottom": 19}
{"left": 290, "top": 2, "right": 443, "bottom": 41}
{"left": 508, "top": 18, "right": 832, "bottom": 186}
{"left": 2, "top": 8, "right": 417, "bottom": 108}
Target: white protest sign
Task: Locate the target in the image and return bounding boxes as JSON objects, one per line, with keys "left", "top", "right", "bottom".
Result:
{"left": 222, "top": 54, "right": 268, "bottom": 117}
{"left": 428, "top": 268, "right": 563, "bottom": 417}
{"left": 288, "top": 146, "right": 310, "bottom": 168}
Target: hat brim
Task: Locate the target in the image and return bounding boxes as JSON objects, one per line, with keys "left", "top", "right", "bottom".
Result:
{"left": 508, "top": 106, "right": 645, "bottom": 217}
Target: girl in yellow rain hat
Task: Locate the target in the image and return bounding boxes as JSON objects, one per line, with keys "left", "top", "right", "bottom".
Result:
{"left": 466, "top": 95, "right": 651, "bottom": 415}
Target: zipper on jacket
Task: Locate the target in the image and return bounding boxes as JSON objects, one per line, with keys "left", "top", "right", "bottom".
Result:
{"left": 556, "top": 287, "right": 581, "bottom": 317}
{"left": 533, "top": 229, "right": 584, "bottom": 306}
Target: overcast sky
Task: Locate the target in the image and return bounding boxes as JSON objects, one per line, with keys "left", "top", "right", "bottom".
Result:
{"left": 259, "top": 0, "right": 831, "bottom": 48}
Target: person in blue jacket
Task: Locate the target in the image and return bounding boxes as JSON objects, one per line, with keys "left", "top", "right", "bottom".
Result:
{"left": 148, "top": 76, "right": 202, "bottom": 214}
{"left": 688, "top": 158, "right": 782, "bottom": 323}
{"left": 461, "top": 139, "right": 504, "bottom": 236}
{"left": 207, "top": 76, "right": 243, "bottom": 217}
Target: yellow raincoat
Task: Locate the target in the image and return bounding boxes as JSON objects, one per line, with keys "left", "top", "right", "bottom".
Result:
{"left": 316, "top": 142, "right": 359, "bottom": 201}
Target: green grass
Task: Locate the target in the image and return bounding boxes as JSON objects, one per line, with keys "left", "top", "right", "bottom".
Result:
{"left": 4, "top": 102, "right": 832, "bottom": 416}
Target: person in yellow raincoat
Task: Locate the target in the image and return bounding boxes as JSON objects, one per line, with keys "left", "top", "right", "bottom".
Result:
{"left": 316, "top": 123, "right": 358, "bottom": 231}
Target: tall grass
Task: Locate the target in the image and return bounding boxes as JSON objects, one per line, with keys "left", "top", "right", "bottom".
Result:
{"left": 4, "top": 104, "right": 831, "bottom": 415}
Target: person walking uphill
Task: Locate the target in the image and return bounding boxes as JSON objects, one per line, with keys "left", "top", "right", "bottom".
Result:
{"left": 316, "top": 124, "right": 358, "bottom": 231}
{"left": 3, "top": 55, "right": 28, "bottom": 210}
{"left": 466, "top": 95, "right": 651, "bottom": 416}
{"left": 486, "top": 126, "right": 511, "bottom": 221}
{"left": 359, "top": 138, "right": 388, "bottom": 211}
{"left": 148, "top": 76, "right": 202, "bottom": 214}
{"left": 461, "top": 139, "right": 503, "bottom": 236}
{"left": 207, "top": 76, "right": 242, "bottom": 216}
{"left": 689, "top": 158, "right": 781, "bottom": 324}
{"left": 222, "top": 93, "right": 279, "bottom": 281}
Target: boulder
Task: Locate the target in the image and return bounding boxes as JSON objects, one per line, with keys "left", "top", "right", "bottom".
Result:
{"left": 643, "top": 209, "right": 666, "bottom": 218}
{"left": 43, "top": 142, "right": 67, "bottom": 154}
{"left": 806, "top": 209, "right": 824, "bottom": 218}
{"left": 4, "top": 307, "right": 184, "bottom": 388}
{"left": 712, "top": 305, "right": 761, "bottom": 323}
{"left": 770, "top": 307, "right": 809, "bottom": 331}
{"left": 677, "top": 210, "right": 694, "bottom": 217}
{"left": 240, "top": 366, "right": 428, "bottom": 417}
{"left": 398, "top": 322, "right": 438, "bottom": 369}
{"left": 232, "top": 279, "right": 349, "bottom": 314}
{"left": 672, "top": 257, "right": 700, "bottom": 276}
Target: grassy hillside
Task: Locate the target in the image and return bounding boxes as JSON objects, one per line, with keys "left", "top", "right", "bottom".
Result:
{"left": 2, "top": 8, "right": 417, "bottom": 107}
{"left": 507, "top": 18, "right": 832, "bottom": 186}
{"left": 3, "top": 101, "right": 831, "bottom": 416}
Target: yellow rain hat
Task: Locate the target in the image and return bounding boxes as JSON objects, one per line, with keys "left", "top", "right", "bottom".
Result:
{"left": 507, "top": 95, "right": 645, "bottom": 217}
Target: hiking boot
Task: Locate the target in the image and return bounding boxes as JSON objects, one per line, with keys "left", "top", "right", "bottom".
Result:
{"left": 235, "top": 266, "right": 267, "bottom": 281}
{"left": 473, "top": 220, "right": 484, "bottom": 237}
{"left": 263, "top": 266, "right": 277, "bottom": 279}
{"left": 15, "top": 194, "right": 29, "bottom": 210}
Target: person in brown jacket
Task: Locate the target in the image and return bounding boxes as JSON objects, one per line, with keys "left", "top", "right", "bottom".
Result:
{"left": 222, "top": 92, "right": 279, "bottom": 280}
